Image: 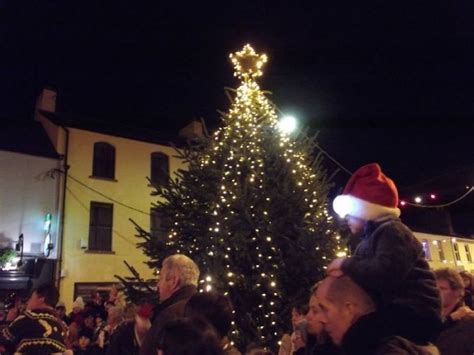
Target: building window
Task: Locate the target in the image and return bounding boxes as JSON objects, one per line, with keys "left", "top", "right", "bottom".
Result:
{"left": 89, "top": 202, "right": 113, "bottom": 251}
{"left": 150, "top": 208, "right": 171, "bottom": 239}
{"left": 432, "top": 240, "right": 445, "bottom": 261}
{"left": 422, "top": 240, "right": 431, "bottom": 261}
{"left": 465, "top": 244, "right": 472, "bottom": 263}
{"left": 92, "top": 142, "right": 116, "bottom": 179}
{"left": 150, "top": 152, "right": 169, "bottom": 186}
{"left": 436, "top": 240, "right": 445, "bottom": 261}
{"left": 453, "top": 242, "right": 461, "bottom": 261}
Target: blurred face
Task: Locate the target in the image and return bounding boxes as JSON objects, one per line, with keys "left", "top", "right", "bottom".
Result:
{"left": 158, "top": 265, "right": 178, "bottom": 303}
{"left": 315, "top": 281, "right": 354, "bottom": 345}
{"left": 291, "top": 308, "right": 306, "bottom": 327}
{"left": 305, "top": 295, "right": 323, "bottom": 336}
{"left": 27, "top": 291, "right": 44, "bottom": 310}
{"left": 84, "top": 315, "right": 95, "bottom": 329}
{"left": 462, "top": 276, "right": 472, "bottom": 288}
{"left": 346, "top": 216, "right": 365, "bottom": 236}
{"left": 79, "top": 336, "right": 91, "bottom": 349}
{"left": 135, "top": 315, "right": 151, "bottom": 334}
{"left": 437, "top": 279, "right": 462, "bottom": 314}
{"left": 56, "top": 307, "right": 66, "bottom": 318}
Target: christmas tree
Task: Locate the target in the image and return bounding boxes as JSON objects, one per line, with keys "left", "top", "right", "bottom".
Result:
{"left": 119, "top": 44, "right": 344, "bottom": 350}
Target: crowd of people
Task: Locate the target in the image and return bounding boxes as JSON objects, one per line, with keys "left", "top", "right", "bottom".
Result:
{"left": 1, "top": 163, "right": 473, "bottom": 355}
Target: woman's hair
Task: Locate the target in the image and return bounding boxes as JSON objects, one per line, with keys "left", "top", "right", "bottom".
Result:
{"left": 155, "top": 317, "right": 223, "bottom": 355}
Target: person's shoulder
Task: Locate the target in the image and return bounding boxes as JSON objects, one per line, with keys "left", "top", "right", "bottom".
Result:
{"left": 377, "top": 336, "right": 440, "bottom": 355}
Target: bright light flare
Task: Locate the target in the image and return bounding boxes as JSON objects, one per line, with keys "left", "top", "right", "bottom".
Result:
{"left": 278, "top": 115, "right": 297, "bottom": 134}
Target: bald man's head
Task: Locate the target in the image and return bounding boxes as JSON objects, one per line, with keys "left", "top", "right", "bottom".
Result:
{"left": 315, "top": 276, "right": 375, "bottom": 345}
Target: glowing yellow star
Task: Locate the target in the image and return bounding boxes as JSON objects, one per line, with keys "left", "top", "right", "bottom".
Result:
{"left": 229, "top": 44, "right": 268, "bottom": 81}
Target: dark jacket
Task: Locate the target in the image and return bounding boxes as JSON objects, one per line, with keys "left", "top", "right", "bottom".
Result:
{"left": 376, "top": 336, "right": 439, "bottom": 355}
{"left": 140, "top": 285, "right": 197, "bottom": 355}
{"left": 106, "top": 321, "right": 139, "bottom": 355}
{"left": 303, "top": 334, "right": 342, "bottom": 355}
{"left": 341, "top": 217, "right": 441, "bottom": 342}
{"left": 0, "top": 308, "right": 66, "bottom": 354}
{"left": 342, "top": 312, "right": 439, "bottom": 355}
{"left": 435, "top": 305, "right": 474, "bottom": 355}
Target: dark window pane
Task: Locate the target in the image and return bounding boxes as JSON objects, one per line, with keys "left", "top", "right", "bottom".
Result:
{"left": 89, "top": 202, "right": 113, "bottom": 251}
{"left": 150, "top": 208, "right": 171, "bottom": 239}
{"left": 150, "top": 152, "right": 169, "bottom": 186}
{"left": 93, "top": 142, "right": 116, "bottom": 179}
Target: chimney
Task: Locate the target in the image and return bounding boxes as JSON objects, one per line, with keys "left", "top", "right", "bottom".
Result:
{"left": 179, "top": 119, "right": 204, "bottom": 140}
{"left": 34, "top": 88, "right": 57, "bottom": 120}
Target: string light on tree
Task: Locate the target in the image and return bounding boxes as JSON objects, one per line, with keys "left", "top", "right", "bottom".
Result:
{"left": 122, "top": 44, "right": 342, "bottom": 350}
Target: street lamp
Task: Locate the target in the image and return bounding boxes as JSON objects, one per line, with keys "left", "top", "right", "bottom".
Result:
{"left": 278, "top": 115, "right": 298, "bottom": 134}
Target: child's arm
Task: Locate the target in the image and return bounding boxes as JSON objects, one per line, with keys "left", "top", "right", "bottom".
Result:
{"left": 341, "top": 224, "right": 417, "bottom": 294}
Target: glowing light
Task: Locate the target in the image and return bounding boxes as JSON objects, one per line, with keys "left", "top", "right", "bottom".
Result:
{"left": 430, "top": 194, "right": 436, "bottom": 199}
{"left": 400, "top": 200, "right": 406, "bottom": 206}
{"left": 414, "top": 196, "right": 422, "bottom": 203}
{"left": 336, "top": 251, "right": 347, "bottom": 258}
{"left": 278, "top": 115, "right": 298, "bottom": 134}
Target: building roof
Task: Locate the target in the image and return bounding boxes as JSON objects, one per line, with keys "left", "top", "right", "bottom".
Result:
{"left": 40, "top": 110, "right": 188, "bottom": 147}
{"left": 0, "top": 119, "right": 59, "bottom": 159}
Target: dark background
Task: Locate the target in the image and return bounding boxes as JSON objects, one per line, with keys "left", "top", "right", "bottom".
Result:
{"left": 1, "top": 1, "right": 472, "bottom": 234}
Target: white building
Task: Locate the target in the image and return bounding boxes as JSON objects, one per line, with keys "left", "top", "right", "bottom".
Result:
{"left": 414, "top": 232, "right": 474, "bottom": 272}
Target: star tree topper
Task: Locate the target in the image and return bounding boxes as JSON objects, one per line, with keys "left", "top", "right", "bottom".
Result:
{"left": 229, "top": 44, "right": 268, "bottom": 81}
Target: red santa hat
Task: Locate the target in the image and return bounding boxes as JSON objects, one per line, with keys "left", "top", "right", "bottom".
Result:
{"left": 333, "top": 163, "right": 401, "bottom": 220}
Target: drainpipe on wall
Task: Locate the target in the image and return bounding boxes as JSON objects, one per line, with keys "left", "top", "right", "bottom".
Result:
{"left": 55, "top": 125, "right": 70, "bottom": 291}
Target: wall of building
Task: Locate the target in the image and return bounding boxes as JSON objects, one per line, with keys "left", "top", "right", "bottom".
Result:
{"left": 59, "top": 128, "right": 186, "bottom": 308}
{"left": 0, "top": 151, "right": 60, "bottom": 258}
{"left": 414, "top": 232, "right": 474, "bottom": 272}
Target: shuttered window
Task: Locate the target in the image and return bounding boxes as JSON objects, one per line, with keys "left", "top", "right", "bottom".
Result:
{"left": 150, "top": 152, "right": 169, "bottom": 186}
{"left": 89, "top": 202, "right": 113, "bottom": 251}
{"left": 92, "top": 142, "right": 116, "bottom": 179}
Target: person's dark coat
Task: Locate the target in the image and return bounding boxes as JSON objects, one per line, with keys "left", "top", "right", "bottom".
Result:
{"left": 303, "top": 334, "right": 342, "bottom": 355}
{"left": 106, "top": 321, "right": 139, "bottom": 355}
{"left": 341, "top": 216, "right": 442, "bottom": 342}
{"left": 342, "top": 312, "right": 439, "bottom": 355}
{"left": 435, "top": 306, "right": 474, "bottom": 355}
{"left": 140, "top": 285, "right": 197, "bottom": 355}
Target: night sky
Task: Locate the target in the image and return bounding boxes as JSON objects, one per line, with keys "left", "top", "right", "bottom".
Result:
{"left": 1, "top": 1, "right": 473, "bottom": 233}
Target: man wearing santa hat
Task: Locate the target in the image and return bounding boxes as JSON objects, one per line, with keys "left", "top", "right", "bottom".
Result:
{"left": 328, "top": 163, "right": 442, "bottom": 345}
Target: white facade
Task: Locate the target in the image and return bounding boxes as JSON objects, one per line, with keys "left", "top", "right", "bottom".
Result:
{"left": 0, "top": 150, "right": 61, "bottom": 258}
{"left": 414, "top": 231, "right": 474, "bottom": 272}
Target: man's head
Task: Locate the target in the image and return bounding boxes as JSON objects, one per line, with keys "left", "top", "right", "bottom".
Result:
{"left": 333, "top": 163, "right": 400, "bottom": 234}
{"left": 158, "top": 254, "right": 200, "bottom": 303}
{"left": 434, "top": 268, "right": 464, "bottom": 316}
{"left": 27, "top": 284, "right": 59, "bottom": 310}
{"left": 315, "top": 276, "right": 375, "bottom": 345}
